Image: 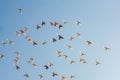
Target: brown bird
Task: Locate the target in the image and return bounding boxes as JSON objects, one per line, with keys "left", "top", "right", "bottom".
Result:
{"left": 63, "top": 55, "right": 68, "bottom": 59}
{"left": 67, "top": 45, "right": 72, "bottom": 49}
{"left": 70, "top": 36, "right": 74, "bottom": 41}
{"left": 24, "top": 74, "right": 29, "bottom": 78}
{"left": 56, "top": 50, "right": 63, "bottom": 57}
{"left": 32, "top": 63, "right": 37, "bottom": 68}
{"left": 18, "top": 8, "right": 23, "bottom": 13}
{"left": 104, "top": 46, "right": 110, "bottom": 51}
{"left": 86, "top": 40, "right": 92, "bottom": 45}
{"left": 15, "top": 31, "right": 20, "bottom": 36}
{"left": 76, "top": 33, "right": 81, "bottom": 37}
{"left": 96, "top": 61, "right": 101, "bottom": 65}
{"left": 61, "top": 75, "right": 66, "bottom": 80}
{"left": 19, "top": 29, "right": 25, "bottom": 34}
{"left": 6, "top": 39, "right": 15, "bottom": 45}
{"left": 80, "top": 52, "right": 85, "bottom": 56}
{"left": 0, "top": 54, "right": 4, "bottom": 59}
{"left": 28, "top": 58, "right": 34, "bottom": 63}
{"left": 52, "top": 72, "right": 58, "bottom": 77}
{"left": 70, "top": 75, "right": 75, "bottom": 79}
{"left": 63, "top": 21, "right": 68, "bottom": 24}
{"left": 35, "top": 24, "right": 41, "bottom": 30}
{"left": 48, "top": 62, "right": 54, "bottom": 67}
{"left": 38, "top": 74, "right": 44, "bottom": 79}
{"left": 76, "top": 21, "right": 81, "bottom": 25}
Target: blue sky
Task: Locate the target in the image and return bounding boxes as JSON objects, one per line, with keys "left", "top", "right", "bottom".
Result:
{"left": 0, "top": 0, "right": 120, "bottom": 80}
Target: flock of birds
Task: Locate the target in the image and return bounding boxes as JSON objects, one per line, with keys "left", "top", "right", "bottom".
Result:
{"left": 0, "top": 8, "right": 110, "bottom": 80}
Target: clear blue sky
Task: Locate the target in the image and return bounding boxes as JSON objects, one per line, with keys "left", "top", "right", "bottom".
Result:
{"left": 0, "top": 0, "right": 120, "bottom": 80}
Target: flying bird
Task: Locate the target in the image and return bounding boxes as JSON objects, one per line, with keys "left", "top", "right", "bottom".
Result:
{"left": 18, "top": 8, "right": 23, "bottom": 13}
{"left": 0, "top": 54, "right": 4, "bottom": 59}
{"left": 76, "top": 21, "right": 81, "bottom": 25}
{"left": 41, "top": 21, "right": 46, "bottom": 26}
{"left": 38, "top": 74, "right": 44, "bottom": 79}
{"left": 76, "top": 33, "right": 81, "bottom": 37}
{"left": 44, "top": 65, "right": 49, "bottom": 70}
{"left": 86, "top": 40, "right": 92, "bottom": 45}
{"left": 35, "top": 24, "right": 41, "bottom": 30}
{"left": 52, "top": 38, "right": 57, "bottom": 43}
{"left": 96, "top": 61, "right": 101, "bottom": 65}
{"left": 24, "top": 74, "right": 29, "bottom": 78}
{"left": 69, "top": 36, "right": 74, "bottom": 41}
{"left": 28, "top": 58, "right": 34, "bottom": 63}
{"left": 70, "top": 60, "right": 75, "bottom": 64}
{"left": 52, "top": 72, "right": 58, "bottom": 77}
{"left": 104, "top": 46, "right": 110, "bottom": 51}
{"left": 15, "top": 65, "right": 20, "bottom": 70}
{"left": 33, "top": 41, "right": 38, "bottom": 46}
{"left": 1, "top": 41, "right": 7, "bottom": 46}
{"left": 70, "top": 75, "right": 75, "bottom": 79}
{"left": 6, "top": 39, "right": 15, "bottom": 45}
{"left": 58, "top": 34, "right": 64, "bottom": 40}
{"left": 58, "top": 24, "right": 63, "bottom": 29}
{"left": 67, "top": 45, "right": 72, "bottom": 49}
{"left": 42, "top": 40, "right": 47, "bottom": 45}
{"left": 48, "top": 62, "right": 54, "bottom": 67}
{"left": 32, "top": 63, "right": 37, "bottom": 68}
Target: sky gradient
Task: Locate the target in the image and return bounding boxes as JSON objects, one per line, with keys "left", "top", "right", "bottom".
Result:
{"left": 0, "top": 0, "right": 120, "bottom": 80}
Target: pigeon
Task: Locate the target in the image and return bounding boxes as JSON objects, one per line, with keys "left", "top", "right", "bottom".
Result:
{"left": 69, "top": 36, "right": 74, "bottom": 41}
{"left": 6, "top": 39, "right": 15, "bottom": 45}
{"left": 33, "top": 41, "right": 38, "bottom": 46}
{"left": 15, "top": 65, "right": 20, "bottom": 70}
{"left": 104, "top": 46, "right": 110, "bottom": 51}
{"left": 52, "top": 72, "right": 58, "bottom": 77}
{"left": 52, "top": 38, "right": 57, "bottom": 43}
{"left": 36, "top": 24, "right": 41, "bottom": 30}
{"left": 18, "top": 8, "right": 23, "bottom": 13}
{"left": 28, "top": 58, "right": 34, "bottom": 63}
{"left": 96, "top": 61, "right": 101, "bottom": 65}
{"left": 0, "top": 54, "right": 4, "bottom": 59}
{"left": 41, "top": 21, "right": 46, "bottom": 26}
{"left": 86, "top": 40, "right": 92, "bottom": 45}
{"left": 38, "top": 74, "right": 44, "bottom": 79}
{"left": 42, "top": 40, "right": 47, "bottom": 45}
{"left": 58, "top": 34, "right": 64, "bottom": 40}
{"left": 44, "top": 65, "right": 49, "bottom": 70}
{"left": 24, "top": 74, "right": 29, "bottom": 78}
{"left": 70, "top": 75, "right": 75, "bottom": 79}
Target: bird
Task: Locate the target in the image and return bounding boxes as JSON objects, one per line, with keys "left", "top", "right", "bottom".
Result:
{"left": 56, "top": 50, "right": 63, "bottom": 57}
{"left": 63, "top": 21, "right": 68, "bottom": 24}
{"left": 86, "top": 40, "right": 92, "bottom": 45}
{"left": 63, "top": 55, "right": 68, "bottom": 59}
{"left": 52, "top": 38, "right": 57, "bottom": 43}
{"left": 58, "top": 34, "right": 64, "bottom": 40}
{"left": 44, "top": 65, "right": 49, "bottom": 70}
{"left": 1, "top": 41, "right": 7, "bottom": 46}
{"left": 52, "top": 72, "right": 58, "bottom": 77}
{"left": 104, "top": 46, "right": 110, "bottom": 51}
{"left": 15, "top": 65, "right": 20, "bottom": 70}
{"left": 32, "top": 63, "right": 37, "bottom": 68}
{"left": 15, "top": 51, "right": 20, "bottom": 57}
{"left": 76, "top": 33, "right": 81, "bottom": 37}
{"left": 24, "top": 27, "right": 28, "bottom": 32}
{"left": 14, "top": 58, "right": 19, "bottom": 64}
{"left": 58, "top": 24, "right": 63, "bottom": 29}
{"left": 41, "top": 21, "right": 46, "bottom": 26}
{"left": 70, "top": 75, "right": 75, "bottom": 79}
{"left": 69, "top": 36, "right": 74, "bottom": 41}
{"left": 67, "top": 45, "right": 72, "bottom": 49}
{"left": 96, "top": 61, "right": 101, "bottom": 65}
{"left": 24, "top": 74, "right": 29, "bottom": 78}
{"left": 70, "top": 60, "right": 75, "bottom": 64}
{"left": 35, "top": 24, "right": 41, "bottom": 30}
{"left": 61, "top": 75, "right": 66, "bottom": 80}
{"left": 33, "top": 41, "right": 38, "bottom": 46}
{"left": 80, "top": 52, "right": 85, "bottom": 56}
{"left": 0, "top": 54, "right": 4, "bottom": 59}
{"left": 28, "top": 58, "right": 34, "bottom": 63}
{"left": 18, "top": 8, "right": 23, "bottom": 13}
{"left": 42, "top": 40, "right": 47, "bottom": 45}
{"left": 15, "top": 31, "right": 20, "bottom": 36}
{"left": 48, "top": 62, "right": 54, "bottom": 67}
{"left": 38, "top": 74, "right": 44, "bottom": 79}
{"left": 76, "top": 21, "right": 81, "bottom": 25}
{"left": 6, "top": 39, "right": 15, "bottom": 45}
